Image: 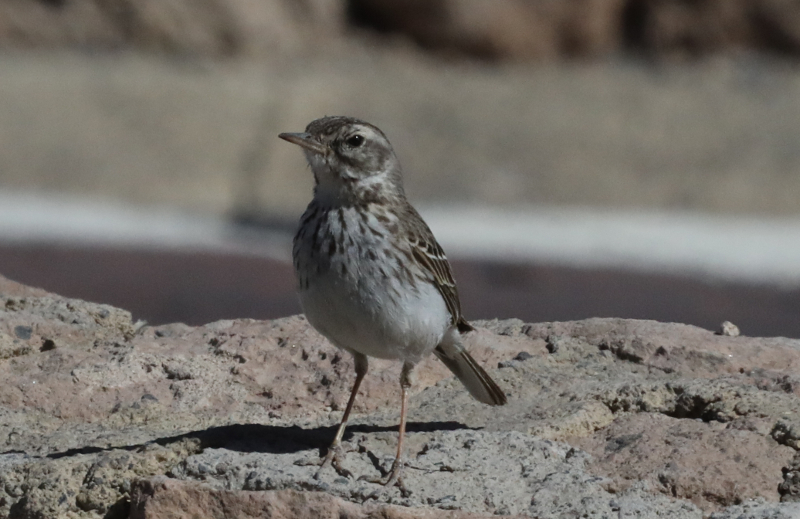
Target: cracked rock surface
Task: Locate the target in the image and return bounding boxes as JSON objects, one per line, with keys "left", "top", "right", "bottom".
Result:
{"left": 2, "top": 273, "right": 800, "bottom": 518}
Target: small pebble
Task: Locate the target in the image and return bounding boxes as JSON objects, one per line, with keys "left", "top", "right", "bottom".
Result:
{"left": 14, "top": 325, "right": 32, "bottom": 340}
{"left": 717, "top": 321, "right": 740, "bottom": 337}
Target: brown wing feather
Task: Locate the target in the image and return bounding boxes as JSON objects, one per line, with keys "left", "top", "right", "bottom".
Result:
{"left": 404, "top": 205, "right": 472, "bottom": 331}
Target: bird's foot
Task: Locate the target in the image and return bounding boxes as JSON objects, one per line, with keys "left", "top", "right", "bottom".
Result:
{"left": 360, "top": 457, "right": 410, "bottom": 501}
{"left": 309, "top": 443, "right": 353, "bottom": 480}
{"left": 381, "top": 456, "right": 404, "bottom": 488}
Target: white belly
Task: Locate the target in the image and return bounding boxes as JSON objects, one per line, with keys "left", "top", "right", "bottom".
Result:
{"left": 294, "top": 205, "right": 450, "bottom": 363}
{"left": 299, "top": 272, "right": 448, "bottom": 362}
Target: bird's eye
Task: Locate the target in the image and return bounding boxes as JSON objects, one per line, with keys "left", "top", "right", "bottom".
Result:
{"left": 346, "top": 135, "right": 364, "bottom": 147}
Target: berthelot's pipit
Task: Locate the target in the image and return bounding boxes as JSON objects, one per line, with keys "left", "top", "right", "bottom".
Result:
{"left": 279, "top": 116, "right": 507, "bottom": 487}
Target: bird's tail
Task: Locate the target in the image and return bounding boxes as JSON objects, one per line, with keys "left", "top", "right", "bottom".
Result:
{"left": 433, "top": 331, "right": 507, "bottom": 406}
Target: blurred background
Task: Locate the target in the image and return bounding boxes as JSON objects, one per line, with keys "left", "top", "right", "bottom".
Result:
{"left": 0, "top": 0, "right": 799, "bottom": 337}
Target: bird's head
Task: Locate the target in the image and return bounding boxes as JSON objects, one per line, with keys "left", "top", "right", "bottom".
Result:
{"left": 279, "top": 116, "right": 405, "bottom": 206}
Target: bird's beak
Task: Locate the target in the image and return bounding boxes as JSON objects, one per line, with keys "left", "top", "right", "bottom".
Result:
{"left": 278, "top": 132, "right": 327, "bottom": 155}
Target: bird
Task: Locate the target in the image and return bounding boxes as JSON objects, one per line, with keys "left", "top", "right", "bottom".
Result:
{"left": 279, "top": 116, "right": 507, "bottom": 488}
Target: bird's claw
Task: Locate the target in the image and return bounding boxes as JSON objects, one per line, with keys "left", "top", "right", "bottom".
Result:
{"left": 313, "top": 443, "right": 353, "bottom": 480}
{"left": 360, "top": 458, "right": 410, "bottom": 501}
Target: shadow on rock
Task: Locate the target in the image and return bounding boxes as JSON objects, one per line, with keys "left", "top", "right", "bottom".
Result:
{"left": 186, "top": 421, "right": 472, "bottom": 454}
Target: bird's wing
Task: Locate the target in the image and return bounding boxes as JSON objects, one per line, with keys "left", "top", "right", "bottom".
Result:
{"left": 405, "top": 207, "right": 473, "bottom": 333}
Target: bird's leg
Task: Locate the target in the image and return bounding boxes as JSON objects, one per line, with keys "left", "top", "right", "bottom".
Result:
{"left": 383, "top": 361, "right": 412, "bottom": 487}
{"left": 314, "top": 352, "right": 367, "bottom": 479}
{"left": 362, "top": 362, "right": 412, "bottom": 500}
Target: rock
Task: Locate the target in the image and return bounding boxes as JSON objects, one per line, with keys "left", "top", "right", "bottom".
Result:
{"left": 718, "top": 321, "right": 741, "bottom": 337}
{"left": 1, "top": 440, "right": 200, "bottom": 519}
{"left": 574, "top": 413, "right": 794, "bottom": 511}
{"left": 152, "top": 430, "right": 699, "bottom": 517}
{"left": 350, "top": 0, "right": 627, "bottom": 60}
{"left": 3, "top": 273, "right": 800, "bottom": 517}
{"left": 129, "top": 477, "right": 516, "bottom": 519}
{"left": 779, "top": 451, "right": 800, "bottom": 502}
{"left": 625, "top": 0, "right": 800, "bottom": 59}
{"left": 0, "top": 0, "right": 344, "bottom": 56}
{"left": 351, "top": 0, "right": 800, "bottom": 60}
{"left": 2, "top": 0, "right": 800, "bottom": 59}
{"left": 708, "top": 498, "right": 800, "bottom": 519}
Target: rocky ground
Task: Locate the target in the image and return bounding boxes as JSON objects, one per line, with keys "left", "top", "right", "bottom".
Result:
{"left": 3, "top": 274, "right": 800, "bottom": 518}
